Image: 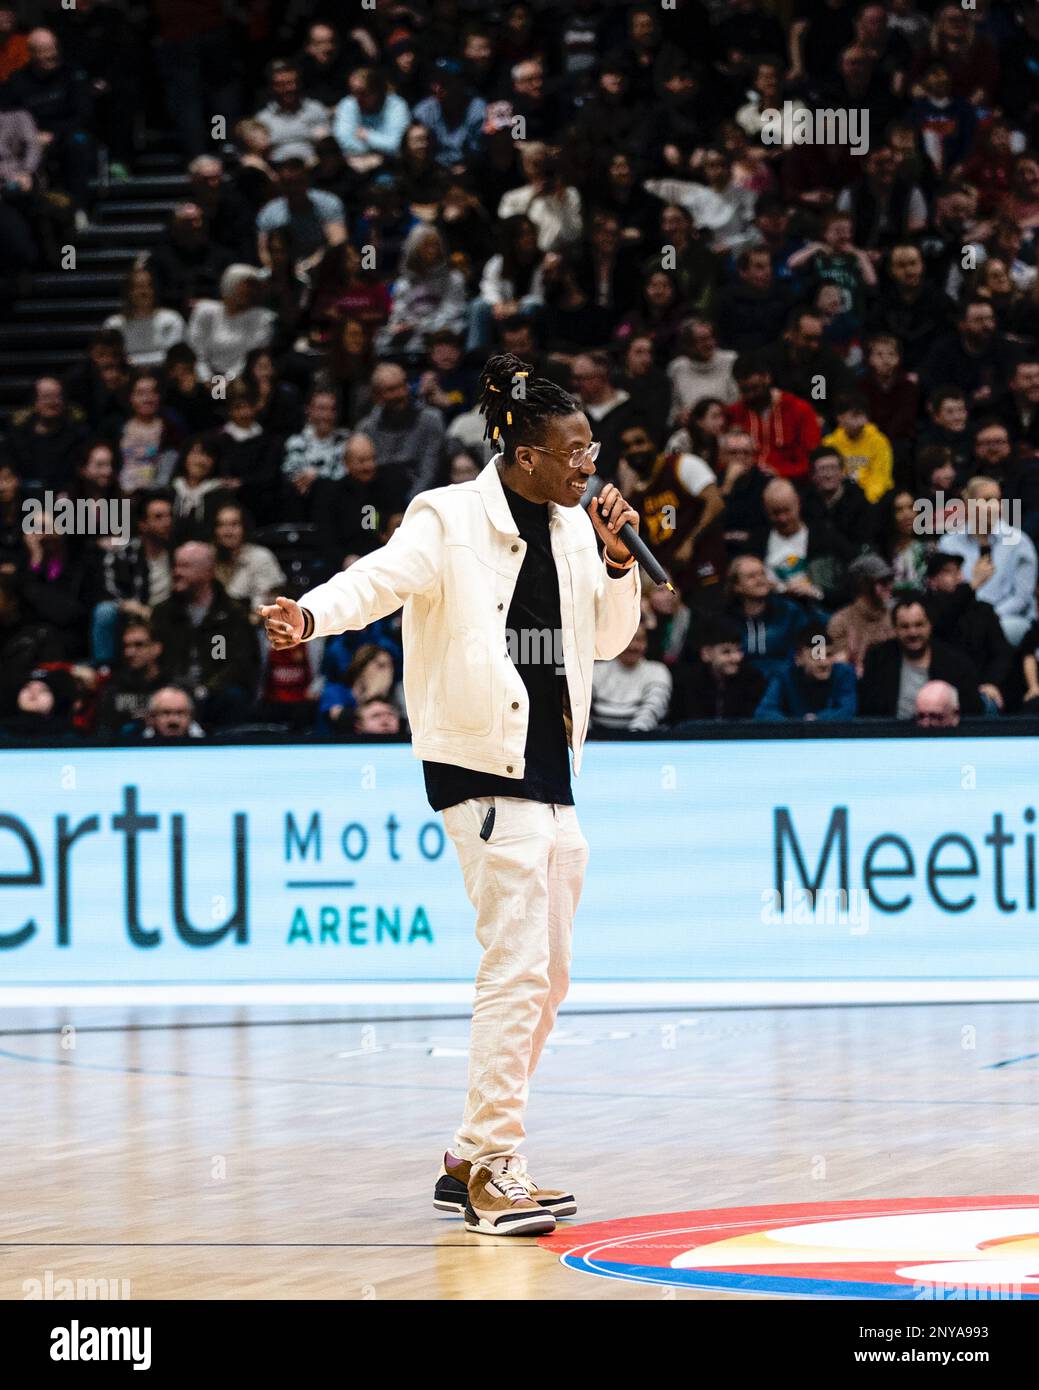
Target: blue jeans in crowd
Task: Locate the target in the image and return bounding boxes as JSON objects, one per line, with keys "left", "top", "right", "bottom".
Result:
{"left": 91, "top": 600, "right": 121, "bottom": 666}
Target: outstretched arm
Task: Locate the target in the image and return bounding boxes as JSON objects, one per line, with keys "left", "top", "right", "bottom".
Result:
{"left": 261, "top": 498, "right": 443, "bottom": 648}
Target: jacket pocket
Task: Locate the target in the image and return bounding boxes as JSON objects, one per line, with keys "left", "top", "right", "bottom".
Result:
{"left": 433, "top": 628, "right": 495, "bottom": 736}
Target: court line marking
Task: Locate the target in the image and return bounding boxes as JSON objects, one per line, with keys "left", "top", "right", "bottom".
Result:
{"left": 0, "top": 1012, "right": 476, "bottom": 1040}
{"left": 986, "top": 1052, "right": 1039, "bottom": 1069}
{"left": 0, "top": 1046, "right": 1035, "bottom": 1108}
{"left": 0, "top": 1241, "right": 541, "bottom": 1250}
{"left": 4, "top": 981, "right": 1039, "bottom": 1006}
{"left": 1, "top": 997, "right": 1037, "bottom": 1040}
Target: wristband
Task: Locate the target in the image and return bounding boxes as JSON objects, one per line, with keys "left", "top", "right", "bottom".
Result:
{"left": 605, "top": 551, "right": 637, "bottom": 572}
{"left": 300, "top": 607, "right": 315, "bottom": 640}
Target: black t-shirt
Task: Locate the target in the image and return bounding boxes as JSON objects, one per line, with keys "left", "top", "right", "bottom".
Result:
{"left": 423, "top": 478, "right": 574, "bottom": 813}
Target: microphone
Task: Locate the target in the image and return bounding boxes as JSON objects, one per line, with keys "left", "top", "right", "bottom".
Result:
{"left": 615, "top": 521, "right": 675, "bottom": 592}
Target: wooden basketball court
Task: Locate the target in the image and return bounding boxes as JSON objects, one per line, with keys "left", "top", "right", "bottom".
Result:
{"left": 3, "top": 1000, "right": 1035, "bottom": 1300}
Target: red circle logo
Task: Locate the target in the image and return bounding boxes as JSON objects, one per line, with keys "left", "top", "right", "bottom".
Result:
{"left": 540, "top": 1197, "right": 1039, "bottom": 1297}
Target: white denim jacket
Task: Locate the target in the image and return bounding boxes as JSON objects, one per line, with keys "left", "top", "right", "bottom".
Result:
{"left": 299, "top": 456, "right": 641, "bottom": 778}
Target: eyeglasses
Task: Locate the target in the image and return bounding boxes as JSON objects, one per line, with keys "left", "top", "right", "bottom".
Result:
{"left": 533, "top": 441, "right": 601, "bottom": 469}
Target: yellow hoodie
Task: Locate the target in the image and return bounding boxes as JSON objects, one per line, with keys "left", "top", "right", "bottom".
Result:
{"left": 822, "top": 423, "right": 893, "bottom": 503}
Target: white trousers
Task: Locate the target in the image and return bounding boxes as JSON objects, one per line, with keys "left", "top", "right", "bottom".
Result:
{"left": 441, "top": 795, "right": 589, "bottom": 1163}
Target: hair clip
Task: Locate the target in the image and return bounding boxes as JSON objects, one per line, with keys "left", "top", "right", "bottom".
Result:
{"left": 492, "top": 426, "right": 500, "bottom": 440}
{"left": 506, "top": 411, "right": 513, "bottom": 425}
{"left": 488, "top": 384, "right": 501, "bottom": 392}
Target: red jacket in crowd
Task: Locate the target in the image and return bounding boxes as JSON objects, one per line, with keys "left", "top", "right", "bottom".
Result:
{"left": 727, "top": 389, "right": 822, "bottom": 480}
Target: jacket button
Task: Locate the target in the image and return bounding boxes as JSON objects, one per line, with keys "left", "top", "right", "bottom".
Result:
{"left": 511, "top": 701, "right": 519, "bottom": 710}
{"left": 506, "top": 765, "right": 514, "bottom": 773}
{"left": 497, "top": 602, "right": 503, "bottom": 610}
{"left": 510, "top": 544, "right": 519, "bottom": 552}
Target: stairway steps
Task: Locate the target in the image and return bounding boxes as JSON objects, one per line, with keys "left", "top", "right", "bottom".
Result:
{"left": 12, "top": 299, "right": 121, "bottom": 320}
{"left": 0, "top": 376, "right": 39, "bottom": 400}
{"left": 133, "top": 151, "right": 185, "bottom": 174}
{"left": 0, "top": 349, "right": 83, "bottom": 370}
{"left": 0, "top": 327, "right": 101, "bottom": 353}
{"left": 93, "top": 174, "right": 189, "bottom": 200}
{"left": 2, "top": 136, "right": 192, "bottom": 417}
{"left": 77, "top": 222, "right": 166, "bottom": 247}
{"left": 76, "top": 248, "right": 146, "bottom": 267}
{"left": 29, "top": 271, "right": 126, "bottom": 297}
{"left": 95, "top": 200, "right": 179, "bottom": 222}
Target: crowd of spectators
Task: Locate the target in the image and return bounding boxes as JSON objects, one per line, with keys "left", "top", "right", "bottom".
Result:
{"left": 2, "top": 0, "right": 1039, "bottom": 741}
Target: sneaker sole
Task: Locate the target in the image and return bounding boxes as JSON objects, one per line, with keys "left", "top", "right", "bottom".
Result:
{"left": 539, "top": 1197, "right": 577, "bottom": 1218}
{"left": 435, "top": 1192, "right": 577, "bottom": 1218}
{"left": 463, "top": 1204, "right": 557, "bottom": 1237}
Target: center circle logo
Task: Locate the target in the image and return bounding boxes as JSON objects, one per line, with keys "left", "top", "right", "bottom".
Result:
{"left": 540, "top": 1197, "right": 1039, "bottom": 1298}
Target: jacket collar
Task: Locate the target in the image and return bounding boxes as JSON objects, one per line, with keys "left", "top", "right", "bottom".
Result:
{"left": 476, "top": 455, "right": 519, "bottom": 537}
{"left": 475, "top": 454, "right": 574, "bottom": 537}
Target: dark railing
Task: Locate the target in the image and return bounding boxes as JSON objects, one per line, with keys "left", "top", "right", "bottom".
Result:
{"left": 3, "top": 718, "right": 1038, "bottom": 750}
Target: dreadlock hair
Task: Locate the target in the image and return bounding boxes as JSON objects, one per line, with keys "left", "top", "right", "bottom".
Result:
{"left": 476, "top": 352, "right": 579, "bottom": 464}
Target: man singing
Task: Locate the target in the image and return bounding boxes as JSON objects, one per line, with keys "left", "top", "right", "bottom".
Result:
{"left": 261, "top": 353, "right": 641, "bottom": 1236}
